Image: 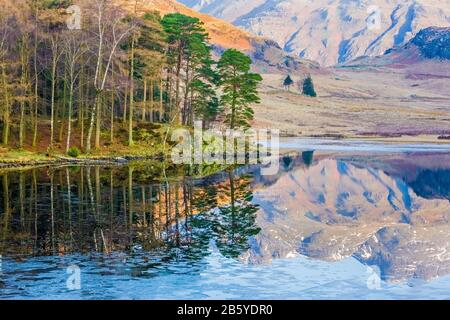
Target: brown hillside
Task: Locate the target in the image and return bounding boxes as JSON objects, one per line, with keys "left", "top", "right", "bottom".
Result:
{"left": 115, "top": 0, "right": 255, "bottom": 51}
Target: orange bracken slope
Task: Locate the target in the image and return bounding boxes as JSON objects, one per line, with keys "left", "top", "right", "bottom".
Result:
{"left": 116, "top": 0, "right": 255, "bottom": 51}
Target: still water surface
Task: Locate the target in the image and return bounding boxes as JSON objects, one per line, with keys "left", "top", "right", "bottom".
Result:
{"left": 1, "top": 145, "right": 450, "bottom": 299}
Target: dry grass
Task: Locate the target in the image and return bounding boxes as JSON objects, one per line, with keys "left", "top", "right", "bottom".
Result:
{"left": 253, "top": 66, "right": 450, "bottom": 142}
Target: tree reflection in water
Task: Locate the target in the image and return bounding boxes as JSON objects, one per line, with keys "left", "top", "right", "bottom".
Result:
{"left": 211, "top": 170, "right": 260, "bottom": 259}
{"left": 0, "top": 163, "right": 261, "bottom": 267}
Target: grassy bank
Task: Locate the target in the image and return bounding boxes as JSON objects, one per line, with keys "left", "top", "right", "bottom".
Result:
{"left": 0, "top": 122, "right": 173, "bottom": 167}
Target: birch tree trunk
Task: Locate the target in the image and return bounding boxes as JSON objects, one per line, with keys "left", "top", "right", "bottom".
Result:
{"left": 142, "top": 78, "right": 147, "bottom": 121}
{"left": 128, "top": 33, "right": 136, "bottom": 146}
{"left": 1, "top": 64, "right": 10, "bottom": 145}
{"left": 32, "top": 4, "right": 39, "bottom": 147}
{"left": 66, "top": 81, "right": 74, "bottom": 153}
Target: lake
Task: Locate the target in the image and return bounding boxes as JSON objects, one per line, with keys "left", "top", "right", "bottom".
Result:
{"left": 1, "top": 141, "right": 450, "bottom": 299}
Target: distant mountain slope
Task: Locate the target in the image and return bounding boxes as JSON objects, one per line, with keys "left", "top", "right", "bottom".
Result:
{"left": 180, "top": 0, "right": 266, "bottom": 22}
{"left": 343, "top": 26, "right": 450, "bottom": 70}
{"left": 179, "top": 0, "right": 264, "bottom": 22}
{"left": 411, "top": 26, "right": 450, "bottom": 59}
{"left": 180, "top": 0, "right": 450, "bottom": 66}
{"left": 116, "top": 0, "right": 320, "bottom": 73}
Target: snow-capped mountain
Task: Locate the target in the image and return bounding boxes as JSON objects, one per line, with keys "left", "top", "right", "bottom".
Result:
{"left": 179, "top": 0, "right": 450, "bottom": 66}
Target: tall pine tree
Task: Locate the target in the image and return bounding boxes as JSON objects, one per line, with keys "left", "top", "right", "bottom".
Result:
{"left": 161, "top": 13, "right": 208, "bottom": 125}
{"left": 217, "top": 49, "right": 262, "bottom": 130}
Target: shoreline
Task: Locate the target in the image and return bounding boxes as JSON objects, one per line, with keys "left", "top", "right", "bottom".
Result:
{"left": 0, "top": 154, "right": 165, "bottom": 170}
{"left": 2, "top": 134, "right": 450, "bottom": 169}
{"left": 277, "top": 133, "right": 450, "bottom": 144}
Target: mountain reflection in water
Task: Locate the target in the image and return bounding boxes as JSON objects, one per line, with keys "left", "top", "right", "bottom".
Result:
{"left": 250, "top": 153, "right": 450, "bottom": 283}
{"left": 1, "top": 152, "right": 450, "bottom": 299}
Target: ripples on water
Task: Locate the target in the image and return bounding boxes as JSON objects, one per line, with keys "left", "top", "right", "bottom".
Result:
{"left": 1, "top": 150, "right": 450, "bottom": 299}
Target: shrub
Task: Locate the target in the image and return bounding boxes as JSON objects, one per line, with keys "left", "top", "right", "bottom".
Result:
{"left": 136, "top": 128, "right": 153, "bottom": 142}
{"left": 67, "top": 147, "right": 80, "bottom": 158}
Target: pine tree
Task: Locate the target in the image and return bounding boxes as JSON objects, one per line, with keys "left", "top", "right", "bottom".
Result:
{"left": 283, "top": 75, "right": 294, "bottom": 91}
{"left": 161, "top": 13, "right": 208, "bottom": 125}
{"left": 217, "top": 49, "right": 262, "bottom": 130}
{"left": 302, "top": 75, "right": 317, "bottom": 97}
{"left": 188, "top": 35, "right": 218, "bottom": 128}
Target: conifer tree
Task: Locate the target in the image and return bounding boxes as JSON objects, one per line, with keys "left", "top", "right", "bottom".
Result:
{"left": 302, "top": 75, "right": 317, "bottom": 97}
{"left": 217, "top": 49, "right": 262, "bottom": 130}
{"left": 283, "top": 75, "right": 294, "bottom": 91}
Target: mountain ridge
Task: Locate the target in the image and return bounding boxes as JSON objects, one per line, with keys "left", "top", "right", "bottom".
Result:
{"left": 180, "top": 0, "right": 450, "bottom": 66}
{"left": 116, "top": 0, "right": 255, "bottom": 51}
{"left": 343, "top": 26, "right": 450, "bottom": 70}
{"left": 116, "top": 0, "right": 320, "bottom": 73}
{"left": 411, "top": 26, "right": 450, "bottom": 59}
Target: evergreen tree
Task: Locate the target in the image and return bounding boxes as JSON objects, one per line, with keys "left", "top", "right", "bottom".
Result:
{"left": 188, "top": 37, "right": 219, "bottom": 128}
{"left": 302, "top": 75, "right": 317, "bottom": 97}
{"left": 217, "top": 49, "right": 262, "bottom": 130}
{"left": 283, "top": 75, "right": 294, "bottom": 91}
{"left": 184, "top": 24, "right": 217, "bottom": 127}
{"left": 161, "top": 13, "right": 208, "bottom": 125}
